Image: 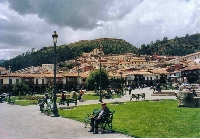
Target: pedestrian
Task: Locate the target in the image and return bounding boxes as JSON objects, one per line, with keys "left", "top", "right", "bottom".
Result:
{"left": 128, "top": 86, "right": 132, "bottom": 95}
{"left": 153, "top": 86, "right": 156, "bottom": 93}
{"left": 78, "top": 88, "right": 84, "bottom": 102}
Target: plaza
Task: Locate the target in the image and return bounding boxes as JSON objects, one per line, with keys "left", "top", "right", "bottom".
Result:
{"left": 0, "top": 87, "right": 177, "bottom": 139}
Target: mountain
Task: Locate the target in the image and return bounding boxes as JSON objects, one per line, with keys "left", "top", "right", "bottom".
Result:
{"left": 2, "top": 33, "right": 200, "bottom": 71}
{"left": 0, "top": 59, "right": 6, "bottom": 64}
{"left": 0, "top": 38, "right": 138, "bottom": 71}
{"left": 139, "top": 33, "right": 200, "bottom": 56}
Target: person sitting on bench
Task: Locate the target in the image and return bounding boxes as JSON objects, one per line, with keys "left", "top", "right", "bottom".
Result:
{"left": 43, "top": 93, "right": 49, "bottom": 104}
{"left": 61, "top": 91, "right": 66, "bottom": 101}
{"left": 88, "top": 103, "right": 110, "bottom": 134}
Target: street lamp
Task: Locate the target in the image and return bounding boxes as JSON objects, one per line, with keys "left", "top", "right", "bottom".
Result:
{"left": 76, "top": 59, "right": 81, "bottom": 91}
{"left": 119, "top": 71, "right": 124, "bottom": 96}
{"left": 98, "top": 46, "right": 103, "bottom": 103}
{"left": 94, "top": 82, "right": 97, "bottom": 94}
{"left": 112, "top": 70, "right": 117, "bottom": 92}
{"left": 52, "top": 31, "right": 59, "bottom": 117}
{"left": 8, "top": 66, "right": 11, "bottom": 103}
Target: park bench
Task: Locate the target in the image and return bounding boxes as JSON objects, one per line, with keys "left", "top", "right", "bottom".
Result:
{"left": 130, "top": 93, "right": 145, "bottom": 101}
{"left": 130, "top": 94, "right": 139, "bottom": 101}
{"left": 0, "top": 96, "right": 5, "bottom": 103}
{"left": 138, "top": 93, "right": 145, "bottom": 99}
{"left": 59, "top": 91, "right": 78, "bottom": 106}
{"left": 39, "top": 99, "right": 53, "bottom": 115}
{"left": 9, "top": 97, "right": 15, "bottom": 104}
{"left": 84, "top": 108, "right": 115, "bottom": 134}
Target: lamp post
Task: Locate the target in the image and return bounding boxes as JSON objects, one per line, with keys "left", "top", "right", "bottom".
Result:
{"left": 8, "top": 66, "right": 11, "bottom": 103}
{"left": 98, "top": 46, "right": 103, "bottom": 103}
{"left": 52, "top": 31, "right": 59, "bottom": 117}
{"left": 112, "top": 70, "right": 117, "bottom": 92}
{"left": 77, "top": 59, "right": 80, "bottom": 91}
{"left": 94, "top": 82, "right": 97, "bottom": 94}
{"left": 119, "top": 71, "right": 123, "bottom": 96}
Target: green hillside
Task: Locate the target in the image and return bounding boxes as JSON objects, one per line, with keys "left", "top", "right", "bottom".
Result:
{"left": 0, "top": 38, "right": 138, "bottom": 71}
{"left": 139, "top": 33, "right": 200, "bottom": 56}
{"left": 1, "top": 33, "right": 200, "bottom": 71}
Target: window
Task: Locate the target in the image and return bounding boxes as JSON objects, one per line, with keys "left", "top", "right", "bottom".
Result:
{"left": 25, "top": 79, "right": 29, "bottom": 81}
{"left": 16, "top": 79, "right": 19, "bottom": 83}
{"left": 42, "top": 79, "right": 44, "bottom": 84}
{"left": 9, "top": 79, "right": 12, "bottom": 84}
{"left": 36, "top": 79, "right": 38, "bottom": 84}
{"left": 0, "top": 79, "right": 3, "bottom": 84}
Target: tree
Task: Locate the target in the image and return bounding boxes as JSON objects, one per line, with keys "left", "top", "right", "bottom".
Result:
{"left": 86, "top": 69, "right": 110, "bottom": 90}
{"left": 12, "top": 81, "right": 29, "bottom": 96}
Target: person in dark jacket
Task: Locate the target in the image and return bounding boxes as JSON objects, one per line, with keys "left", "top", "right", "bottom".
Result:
{"left": 43, "top": 93, "right": 49, "bottom": 104}
{"left": 61, "top": 92, "right": 66, "bottom": 101}
{"left": 193, "top": 89, "right": 197, "bottom": 97}
{"left": 88, "top": 103, "right": 110, "bottom": 134}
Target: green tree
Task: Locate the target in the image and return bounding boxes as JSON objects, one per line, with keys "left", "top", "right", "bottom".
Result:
{"left": 86, "top": 69, "right": 110, "bottom": 90}
{"left": 12, "top": 81, "right": 29, "bottom": 96}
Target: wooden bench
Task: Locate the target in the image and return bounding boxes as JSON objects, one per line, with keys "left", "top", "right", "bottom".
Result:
{"left": 130, "top": 94, "right": 139, "bottom": 101}
{"left": 38, "top": 98, "right": 44, "bottom": 104}
{"left": 138, "top": 93, "right": 145, "bottom": 99}
{"left": 9, "top": 97, "right": 15, "bottom": 104}
{"left": 0, "top": 96, "right": 4, "bottom": 103}
{"left": 59, "top": 91, "right": 77, "bottom": 106}
{"left": 65, "top": 98, "right": 77, "bottom": 106}
{"left": 41, "top": 99, "right": 53, "bottom": 115}
{"left": 84, "top": 108, "right": 100, "bottom": 128}
{"left": 130, "top": 93, "right": 145, "bottom": 101}
{"left": 84, "top": 108, "right": 115, "bottom": 134}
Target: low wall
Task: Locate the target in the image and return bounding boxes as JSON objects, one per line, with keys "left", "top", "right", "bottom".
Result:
{"left": 176, "top": 91, "right": 200, "bottom": 107}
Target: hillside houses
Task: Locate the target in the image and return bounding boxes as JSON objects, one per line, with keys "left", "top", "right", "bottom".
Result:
{"left": 0, "top": 49, "right": 200, "bottom": 94}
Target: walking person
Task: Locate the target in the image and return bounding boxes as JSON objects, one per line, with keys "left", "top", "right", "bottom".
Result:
{"left": 128, "top": 86, "right": 132, "bottom": 95}
{"left": 78, "top": 88, "right": 84, "bottom": 102}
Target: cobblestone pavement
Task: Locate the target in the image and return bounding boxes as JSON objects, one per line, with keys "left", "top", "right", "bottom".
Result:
{"left": 0, "top": 88, "right": 177, "bottom": 139}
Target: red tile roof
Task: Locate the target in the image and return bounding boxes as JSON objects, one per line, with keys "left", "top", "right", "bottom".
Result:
{"left": 181, "top": 64, "right": 200, "bottom": 71}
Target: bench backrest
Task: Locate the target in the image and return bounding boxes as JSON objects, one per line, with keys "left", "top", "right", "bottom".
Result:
{"left": 92, "top": 109, "right": 115, "bottom": 119}
{"left": 106, "top": 110, "right": 115, "bottom": 123}
{"left": 92, "top": 108, "right": 101, "bottom": 116}
{"left": 69, "top": 91, "right": 77, "bottom": 99}
{"left": 132, "top": 94, "right": 138, "bottom": 97}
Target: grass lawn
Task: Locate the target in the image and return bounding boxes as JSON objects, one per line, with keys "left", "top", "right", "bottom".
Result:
{"left": 82, "top": 94, "right": 121, "bottom": 100}
{"left": 12, "top": 94, "right": 120, "bottom": 105}
{"left": 58, "top": 99, "right": 200, "bottom": 138}
{"left": 14, "top": 100, "right": 38, "bottom": 106}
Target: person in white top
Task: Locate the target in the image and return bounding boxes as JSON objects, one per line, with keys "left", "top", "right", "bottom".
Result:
{"left": 88, "top": 103, "right": 110, "bottom": 134}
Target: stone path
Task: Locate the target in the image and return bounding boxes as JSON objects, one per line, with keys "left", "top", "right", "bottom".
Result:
{"left": 0, "top": 88, "right": 177, "bottom": 139}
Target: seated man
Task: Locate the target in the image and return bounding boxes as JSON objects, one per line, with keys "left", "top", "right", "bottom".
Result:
{"left": 43, "top": 93, "right": 50, "bottom": 104}
{"left": 88, "top": 103, "right": 110, "bottom": 134}
{"left": 60, "top": 92, "right": 66, "bottom": 101}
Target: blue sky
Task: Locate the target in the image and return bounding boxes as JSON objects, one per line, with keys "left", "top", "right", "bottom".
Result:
{"left": 0, "top": 0, "right": 200, "bottom": 60}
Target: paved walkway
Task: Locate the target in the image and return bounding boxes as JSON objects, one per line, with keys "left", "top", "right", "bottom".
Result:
{"left": 0, "top": 88, "right": 177, "bottom": 139}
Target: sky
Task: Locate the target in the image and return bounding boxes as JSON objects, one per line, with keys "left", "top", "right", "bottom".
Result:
{"left": 0, "top": 0, "right": 200, "bottom": 60}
